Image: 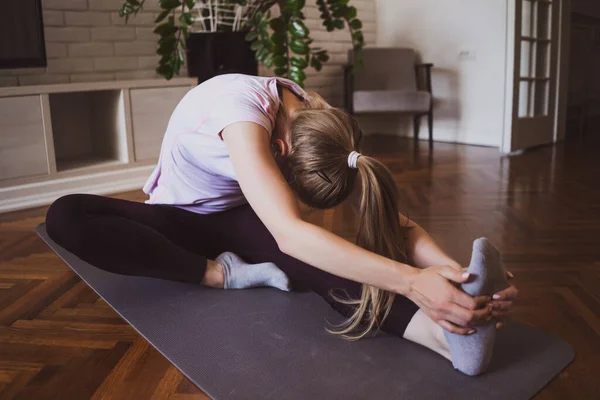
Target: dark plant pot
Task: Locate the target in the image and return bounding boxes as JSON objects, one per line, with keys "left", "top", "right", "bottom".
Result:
{"left": 185, "top": 31, "right": 258, "bottom": 84}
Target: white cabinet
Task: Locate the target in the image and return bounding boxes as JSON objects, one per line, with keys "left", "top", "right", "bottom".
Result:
{"left": 49, "top": 90, "right": 129, "bottom": 171}
{"left": 0, "top": 95, "right": 48, "bottom": 180}
{"left": 0, "top": 78, "right": 196, "bottom": 212}
{"left": 130, "top": 86, "right": 190, "bottom": 162}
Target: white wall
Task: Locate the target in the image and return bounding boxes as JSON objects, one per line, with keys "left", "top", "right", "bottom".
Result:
{"left": 0, "top": 0, "right": 377, "bottom": 108}
{"left": 374, "top": 0, "right": 508, "bottom": 147}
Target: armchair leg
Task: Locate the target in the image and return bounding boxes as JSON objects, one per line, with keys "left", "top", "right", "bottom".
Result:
{"left": 413, "top": 115, "right": 421, "bottom": 142}
{"left": 427, "top": 110, "right": 434, "bottom": 150}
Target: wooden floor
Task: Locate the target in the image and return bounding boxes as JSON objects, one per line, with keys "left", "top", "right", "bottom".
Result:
{"left": 1, "top": 136, "right": 599, "bottom": 399}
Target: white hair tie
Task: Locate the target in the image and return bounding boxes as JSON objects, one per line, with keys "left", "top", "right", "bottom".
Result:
{"left": 347, "top": 151, "right": 361, "bottom": 169}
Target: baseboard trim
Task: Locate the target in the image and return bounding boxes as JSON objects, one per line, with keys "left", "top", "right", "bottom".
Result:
{"left": 0, "top": 165, "right": 155, "bottom": 213}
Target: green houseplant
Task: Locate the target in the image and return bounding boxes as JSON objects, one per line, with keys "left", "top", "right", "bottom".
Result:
{"left": 119, "top": 0, "right": 364, "bottom": 87}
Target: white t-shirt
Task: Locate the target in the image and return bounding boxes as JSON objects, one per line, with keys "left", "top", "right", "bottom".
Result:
{"left": 143, "top": 74, "right": 306, "bottom": 214}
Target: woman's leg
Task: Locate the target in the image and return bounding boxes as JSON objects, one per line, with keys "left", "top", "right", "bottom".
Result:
{"left": 403, "top": 310, "right": 451, "bottom": 360}
{"left": 45, "top": 194, "right": 286, "bottom": 289}
{"left": 46, "top": 196, "right": 448, "bottom": 357}
{"left": 403, "top": 239, "right": 510, "bottom": 374}
{"left": 45, "top": 194, "right": 216, "bottom": 284}
{"left": 204, "top": 204, "right": 423, "bottom": 338}
{"left": 210, "top": 205, "right": 455, "bottom": 361}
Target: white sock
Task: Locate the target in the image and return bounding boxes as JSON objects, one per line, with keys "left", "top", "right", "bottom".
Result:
{"left": 443, "top": 238, "right": 509, "bottom": 376}
{"left": 216, "top": 252, "right": 291, "bottom": 292}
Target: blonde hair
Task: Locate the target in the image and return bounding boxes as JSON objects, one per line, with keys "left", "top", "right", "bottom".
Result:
{"left": 277, "top": 92, "right": 409, "bottom": 339}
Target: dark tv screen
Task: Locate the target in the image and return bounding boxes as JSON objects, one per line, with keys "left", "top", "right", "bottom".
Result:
{"left": 0, "top": 1, "right": 47, "bottom": 69}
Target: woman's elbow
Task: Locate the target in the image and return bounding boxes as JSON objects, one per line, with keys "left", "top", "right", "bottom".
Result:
{"left": 272, "top": 223, "right": 302, "bottom": 257}
{"left": 273, "top": 232, "right": 294, "bottom": 257}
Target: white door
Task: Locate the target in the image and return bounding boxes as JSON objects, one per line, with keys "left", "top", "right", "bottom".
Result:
{"left": 503, "top": 0, "right": 561, "bottom": 153}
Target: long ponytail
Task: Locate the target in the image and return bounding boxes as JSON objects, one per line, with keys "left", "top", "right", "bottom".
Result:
{"left": 279, "top": 100, "right": 408, "bottom": 339}
{"left": 328, "top": 156, "right": 408, "bottom": 339}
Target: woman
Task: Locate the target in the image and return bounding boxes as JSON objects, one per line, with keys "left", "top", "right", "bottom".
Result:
{"left": 46, "top": 74, "right": 517, "bottom": 376}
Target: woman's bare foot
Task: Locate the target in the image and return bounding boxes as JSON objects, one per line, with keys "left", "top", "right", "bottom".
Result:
{"left": 201, "top": 259, "right": 225, "bottom": 288}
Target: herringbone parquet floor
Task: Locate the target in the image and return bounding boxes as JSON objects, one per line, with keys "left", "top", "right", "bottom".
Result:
{"left": 0, "top": 136, "right": 599, "bottom": 399}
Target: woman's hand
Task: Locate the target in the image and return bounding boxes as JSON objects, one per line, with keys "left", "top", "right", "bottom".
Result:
{"left": 406, "top": 266, "right": 492, "bottom": 335}
{"left": 491, "top": 271, "right": 518, "bottom": 330}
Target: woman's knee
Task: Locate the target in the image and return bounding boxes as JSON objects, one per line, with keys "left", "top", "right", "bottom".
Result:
{"left": 46, "top": 194, "right": 87, "bottom": 245}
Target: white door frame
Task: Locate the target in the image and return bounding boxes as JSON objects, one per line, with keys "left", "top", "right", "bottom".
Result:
{"left": 501, "top": 0, "right": 570, "bottom": 154}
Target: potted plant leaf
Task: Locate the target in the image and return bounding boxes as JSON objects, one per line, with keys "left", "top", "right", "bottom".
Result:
{"left": 119, "top": 0, "right": 364, "bottom": 87}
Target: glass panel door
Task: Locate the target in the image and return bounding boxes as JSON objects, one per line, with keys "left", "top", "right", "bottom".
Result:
{"left": 506, "top": 0, "right": 559, "bottom": 152}
{"left": 518, "top": 0, "right": 552, "bottom": 118}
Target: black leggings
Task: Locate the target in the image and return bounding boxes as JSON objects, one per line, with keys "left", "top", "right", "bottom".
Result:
{"left": 45, "top": 194, "right": 419, "bottom": 336}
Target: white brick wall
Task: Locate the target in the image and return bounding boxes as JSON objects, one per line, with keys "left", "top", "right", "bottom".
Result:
{"left": 43, "top": 11, "right": 65, "bottom": 26}
{"left": 138, "top": 55, "right": 160, "bottom": 69}
{"left": 303, "top": 1, "right": 378, "bottom": 106}
{"left": 43, "top": 0, "right": 88, "bottom": 11}
{"left": 45, "top": 27, "right": 91, "bottom": 42}
{"left": 4, "top": 0, "right": 377, "bottom": 105}
{"left": 70, "top": 72, "right": 115, "bottom": 82}
{"left": 135, "top": 27, "right": 156, "bottom": 41}
{"left": 110, "top": 12, "right": 156, "bottom": 26}
{"left": 88, "top": 0, "right": 129, "bottom": 11}
{"left": 91, "top": 27, "right": 136, "bottom": 41}
{"left": 45, "top": 43, "right": 68, "bottom": 58}
{"left": 69, "top": 42, "right": 114, "bottom": 57}
{"left": 64, "top": 11, "right": 112, "bottom": 26}
{"left": 94, "top": 56, "right": 138, "bottom": 71}
{"left": 114, "top": 41, "right": 156, "bottom": 56}
{"left": 46, "top": 58, "right": 94, "bottom": 73}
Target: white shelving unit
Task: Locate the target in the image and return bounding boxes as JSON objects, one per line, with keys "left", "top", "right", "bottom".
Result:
{"left": 50, "top": 90, "right": 128, "bottom": 172}
{"left": 0, "top": 78, "right": 196, "bottom": 213}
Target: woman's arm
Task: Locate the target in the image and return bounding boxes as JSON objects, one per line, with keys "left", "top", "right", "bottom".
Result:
{"left": 404, "top": 216, "right": 518, "bottom": 329}
{"left": 222, "top": 122, "right": 415, "bottom": 294}
{"left": 348, "top": 180, "right": 460, "bottom": 270}
{"left": 350, "top": 185, "right": 518, "bottom": 330}
{"left": 402, "top": 216, "right": 462, "bottom": 270}
{"left": 222, "top": 122, "right": 491, "bottom": 333}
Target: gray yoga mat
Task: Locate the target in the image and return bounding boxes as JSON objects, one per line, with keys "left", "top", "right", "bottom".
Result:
{"left": 36, "top": 224, "right": 574, "bottom": 400}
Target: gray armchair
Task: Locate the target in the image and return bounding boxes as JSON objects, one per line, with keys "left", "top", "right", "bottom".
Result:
{"left": 344, "top": 48, "right": 434, "bottom": 150}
